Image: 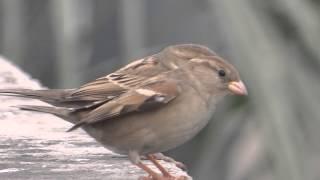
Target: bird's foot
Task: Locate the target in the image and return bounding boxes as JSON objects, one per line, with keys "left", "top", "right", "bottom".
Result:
{"left": 137, "top": 154, "right": 188, "bottom": 180}
{"left": 146, "top": 153, "right": 188, "bottom": 171}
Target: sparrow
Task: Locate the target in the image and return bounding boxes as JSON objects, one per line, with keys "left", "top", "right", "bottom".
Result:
{"left": 0, "top": 44, "right": 247, "bottom": 180}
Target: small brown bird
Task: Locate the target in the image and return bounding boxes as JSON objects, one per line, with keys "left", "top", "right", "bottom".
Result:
{"left": 0, "top": 44, "right": 247, "bottom": 180}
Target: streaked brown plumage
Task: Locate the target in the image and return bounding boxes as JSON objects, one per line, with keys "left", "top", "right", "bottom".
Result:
{"left": 0, "top": 44, "right": 247, "bottom": 180}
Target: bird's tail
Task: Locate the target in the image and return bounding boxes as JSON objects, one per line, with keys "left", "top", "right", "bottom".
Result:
{"left": 0, "top": 88, "right": 70, "bottom": 100}
{"left": 14, "top": 105, "right": 76, "bottom": 124}
{"left": 0, "top": 89, "right": 82, "bottom": 108}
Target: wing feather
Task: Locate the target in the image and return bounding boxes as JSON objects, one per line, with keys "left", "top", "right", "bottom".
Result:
{"left": 68, "top": 56, "right": 161, "bottom": 101}
{"left": 68, "top": 79, "right": 180, "bottom": 131}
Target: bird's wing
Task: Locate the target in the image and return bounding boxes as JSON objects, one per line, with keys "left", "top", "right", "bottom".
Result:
{"left": 0, "top": 56, "right": 166, "bottom": 110}
{"left": 67, "top": 78, "right": 180, "bottom": 131}
{"left": 68, "top": 56, "right": 164, "bottom": 102}
{"left": 68, "top": 73, "right": 147, "bottom": 101}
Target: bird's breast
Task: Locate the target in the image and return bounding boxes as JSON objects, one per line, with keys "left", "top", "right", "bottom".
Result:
{"left": 83, "top": 87, "right": 216, "bottom": 155}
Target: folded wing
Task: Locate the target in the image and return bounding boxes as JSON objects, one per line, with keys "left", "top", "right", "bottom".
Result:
{"left": 68, "top": 79, "right": 180, "bottom": 131}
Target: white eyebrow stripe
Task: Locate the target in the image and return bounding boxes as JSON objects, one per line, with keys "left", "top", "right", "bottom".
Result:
{"left": 136, "top": 88, "right": 157, "bottom": 96}
{"left": 169, "top": 62, "right": 179, "bottom": 69}
{"left": 190, "top": 58, "right": 207, "bottom": 63}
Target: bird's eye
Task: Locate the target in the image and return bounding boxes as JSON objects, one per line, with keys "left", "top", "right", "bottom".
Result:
{"left": 218, "top": 69, "right": 226, "bottom": 77}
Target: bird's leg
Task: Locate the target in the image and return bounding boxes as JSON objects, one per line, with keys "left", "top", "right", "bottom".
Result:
{"left": 146, "top": 154, "right": 173, "bottom": 178}
{"left": 129, "top": 151, "right": 162, "bottom": 180}
{"left": 146, "top": 154, "right": 189, "bottom": 180}
{"left": 151, "top": 153, "right": 187, "bottom": 171}
{"left": 131, "top": 151, "right": 187, "bottom": 180}
{"left": 136, "top": 162, "right": 162, "bottom": 180}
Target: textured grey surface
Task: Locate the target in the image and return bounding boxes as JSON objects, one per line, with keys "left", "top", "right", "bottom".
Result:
{"left": 0, "top": 56, "right": 190, "bottom": 180}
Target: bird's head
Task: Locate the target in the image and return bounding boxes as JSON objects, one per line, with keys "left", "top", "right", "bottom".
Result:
{"left": 163, "top": 44, "right": 247, "bottom": 96}
{"left": 188, "top": 55, "right": 247, "bottom": 97}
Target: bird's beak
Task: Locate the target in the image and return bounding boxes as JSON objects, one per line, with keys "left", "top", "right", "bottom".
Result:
{"left": 228, "top": 81, "right": 248, "bottom": 96}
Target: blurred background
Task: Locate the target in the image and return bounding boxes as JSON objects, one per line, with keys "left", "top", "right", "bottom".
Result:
{"left": 0, "top": 0, "right": 319, "bottom": 180}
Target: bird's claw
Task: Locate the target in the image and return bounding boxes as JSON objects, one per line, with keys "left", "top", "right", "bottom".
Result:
{"left": 147, "top": 153, "right": 188, "bottom": 171}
